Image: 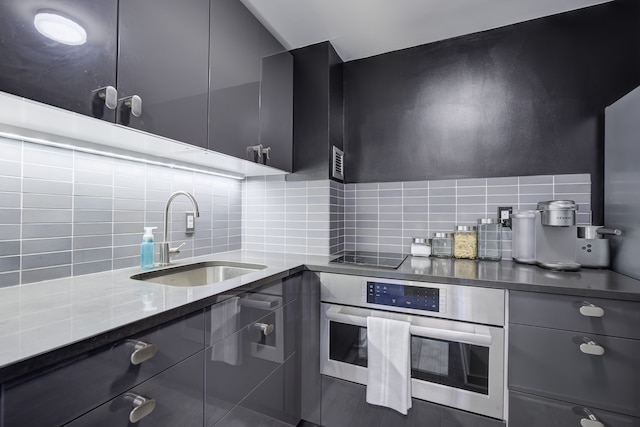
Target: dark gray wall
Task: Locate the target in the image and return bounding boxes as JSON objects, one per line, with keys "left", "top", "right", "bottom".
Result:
{"left": 290, "top": 42, "right": 343, "bottom": 181}
{"left": 344, "top": 0, "right": 640, "bottom": 224}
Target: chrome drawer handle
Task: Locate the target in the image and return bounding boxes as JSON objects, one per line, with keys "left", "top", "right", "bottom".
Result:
{"left": 93, "top": 86, "right": 118, "bottom": 110}
{"left": 127, "top": 393, "right": 156, "bottom": 423}
{"left": 579, "top": 338, "right": 605, "bottom": 356}
{"left": 120, "top": 95, "right": 143, "bottom": 117}
{"left": 580, "top": 407, "right": 604, "bottom": 427}
{"left": 129, "top": 340, "right": 157, "bottom": 365}
{"left": 579, "top": 302, "right": 604, "bottom": 318}
{"left": 254, "top": 322, "right": 274, "bottom": 336}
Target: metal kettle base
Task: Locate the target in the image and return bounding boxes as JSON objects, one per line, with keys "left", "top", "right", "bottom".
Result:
{"left": 536, "top": 260, "right": 581, "bottom": 271}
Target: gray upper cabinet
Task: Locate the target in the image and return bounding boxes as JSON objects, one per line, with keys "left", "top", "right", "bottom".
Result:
{"left": 259, "top": 29, "right": 293, "bottom": 172}
{"left": 209, "top": 0, "right": 261, "bottom": 161}
{"left": 117, "top": 0, "right": 210, "bottom": 148}
{"left": 0, "top": 0, "right": 118, "bottom": 121}
{"left": 209, "top": 0, "right": 293, "bottom": 172}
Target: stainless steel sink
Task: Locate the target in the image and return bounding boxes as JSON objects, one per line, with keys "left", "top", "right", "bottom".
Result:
{"left": 130, "top": 261, "right": 267, "bottom": 287}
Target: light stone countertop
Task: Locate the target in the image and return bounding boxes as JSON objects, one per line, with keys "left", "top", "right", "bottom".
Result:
{"left": 1, "top": 249, "right": 640, "bottom": 382}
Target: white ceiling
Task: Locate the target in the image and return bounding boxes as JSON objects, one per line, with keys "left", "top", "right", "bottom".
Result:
{"left": 241, "top": 0, "right": 612, "bottom": 62}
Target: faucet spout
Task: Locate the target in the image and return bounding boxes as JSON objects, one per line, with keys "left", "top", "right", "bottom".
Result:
{"left": 159, "top": 191, "right": 200, "bottom": 266}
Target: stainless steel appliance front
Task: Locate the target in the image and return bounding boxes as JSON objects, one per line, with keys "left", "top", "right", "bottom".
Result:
{"left": 319, "top": 273, "right": 506, "bottom": 420}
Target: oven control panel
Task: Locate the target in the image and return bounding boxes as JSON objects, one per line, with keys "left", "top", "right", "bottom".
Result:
{"left": 365, "top": 281, "right": 446, "bottom": 313}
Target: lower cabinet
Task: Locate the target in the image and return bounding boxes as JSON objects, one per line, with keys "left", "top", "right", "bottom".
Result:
{"left": 510, "top": 391, "right": 640, "bottom": 427}
{"left": 0, "top": 273, "right": 303, "bottom": 427}
{"left": 66, "top": 351, "right": 205, "bottom": 427}
{"left": 509, "top": 291, "right": 640, "bottom": 426}
{"left": 320, "top": 376, "right": 504, "bottom": 427}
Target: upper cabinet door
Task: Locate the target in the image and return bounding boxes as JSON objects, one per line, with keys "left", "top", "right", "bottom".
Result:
{"left": 0, "top": 0, "right": 118, "bottom": 121}
{"left": 117, "top": 0, "right": 210, "bottom": 148}
{"left": 259, "top": 29, "right": 293, "bottom": 172}
{"left": 209, "top": 0, "right": 261, "bottom": 160}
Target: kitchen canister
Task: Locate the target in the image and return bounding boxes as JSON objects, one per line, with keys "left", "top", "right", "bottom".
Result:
{"left": 477, "top": 218, "right": 502, "bottom": 261}
{"left": 511, "top": 211, "right": 536, "bottom": 264}
{"left": 411, "top": 237, "right": 432, "bottom": 257}
{"left": 453, "top": 225, "right": 477, "bottom": 259}
{"left": 431, "top": 232, "right": 453, "bottom": 258}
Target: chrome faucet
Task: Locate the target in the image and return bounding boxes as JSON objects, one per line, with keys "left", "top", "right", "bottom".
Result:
{"left": 159, "top": 191, "right": 200, "bottom": 266}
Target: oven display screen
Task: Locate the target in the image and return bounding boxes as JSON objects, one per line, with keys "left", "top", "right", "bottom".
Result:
{"left": 366, "top": 282, "right": 440, "bottom": 312}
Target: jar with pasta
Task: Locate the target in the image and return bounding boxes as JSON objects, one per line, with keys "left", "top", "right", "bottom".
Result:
{"left": 453, "top": 225, "right": 477, "bottom": 259}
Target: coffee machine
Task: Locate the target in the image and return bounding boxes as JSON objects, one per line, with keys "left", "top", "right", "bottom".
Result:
{"left": 534, "top": 200, "right": 580, "bottom": 271}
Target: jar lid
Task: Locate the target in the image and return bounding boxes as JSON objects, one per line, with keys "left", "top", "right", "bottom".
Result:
{"left": 412, "top": 237, "right": 428, "bottom": 244}
{"left": 477, "top": 218, "right": 499, "bottom": 224}
{"left": 536, "top": 200, "right": 577, "bottom": 211}
{"left": 433, "top": 232, "right": 452, "bottom": 238}
{"left": 455, "top": 225, "right": 477, "bottom": 232}
{"left": 511, "top": 210, "right": 536, "bottom": 219}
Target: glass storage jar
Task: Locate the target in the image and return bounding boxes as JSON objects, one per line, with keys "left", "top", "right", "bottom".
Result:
{"left": 431, "top": 232, "right": 453, "bottom": 258}
{"left": 453, "top": 225, "right": 477, "bottom": 259}
{"left": 411, "top": 237, "right": 432, "bottom": 257}
{"left": 477, "top": 218, "right": 502, "bottom": 261}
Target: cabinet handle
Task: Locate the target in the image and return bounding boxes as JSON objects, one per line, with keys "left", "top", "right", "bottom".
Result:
{"left": 129, "top": 340, "right": 157, "bottom": 365}
{"left": 254, "top": 322, "right": 274, "bottom": 336}
{"left": 127, "top": 393, "right": 156, "bottom": 423}
{"left": 94, "top": 86, "right": 118, "bottom": 110}
{"left": 579, "top": 338, "right": 605, "bottom": 356}
{"left": 579, "top": 302, "right": 605, "bottom": 318}
{"left": 579, "top": 407, "right": 605, "bottom": 427}
{"left": 262, "top": 146, "right": 271, "bottom": 161}
{"left": 120, "top": 95, "right": 143, "bottom": 117}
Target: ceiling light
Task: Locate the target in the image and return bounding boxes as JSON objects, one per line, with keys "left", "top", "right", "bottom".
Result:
{"left": 34, "top": 12, "right": 87, "bottom": 46}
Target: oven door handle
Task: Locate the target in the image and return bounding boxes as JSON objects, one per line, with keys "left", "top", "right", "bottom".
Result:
{"left": 325, "top": 306, "right": 492, "bottom": 347}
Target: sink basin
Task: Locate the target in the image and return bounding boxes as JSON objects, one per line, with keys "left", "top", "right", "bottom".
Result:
{"left": 130, "top": 261, "right": 267, "bottom": 287}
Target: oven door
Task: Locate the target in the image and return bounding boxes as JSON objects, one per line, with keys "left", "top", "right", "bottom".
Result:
{"left": 320, "top": 303, "right": 504, "bottom": 420}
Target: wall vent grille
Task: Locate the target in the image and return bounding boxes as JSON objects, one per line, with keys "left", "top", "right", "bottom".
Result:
{"left": 332, "top": 146, "right": 344, "bottom": 181}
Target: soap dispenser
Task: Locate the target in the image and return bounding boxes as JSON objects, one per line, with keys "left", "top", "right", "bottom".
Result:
{"left": 140, "top": 227, "right": 157, "bottom": 270}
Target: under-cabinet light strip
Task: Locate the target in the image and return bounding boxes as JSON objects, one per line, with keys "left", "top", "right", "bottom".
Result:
{"left": 0, "top": 130, "right": 245, "bottom": 180}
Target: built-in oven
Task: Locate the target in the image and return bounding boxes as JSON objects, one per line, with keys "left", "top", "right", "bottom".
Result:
{"left": 320, "top": 273, "right": 506, "bottom": 421}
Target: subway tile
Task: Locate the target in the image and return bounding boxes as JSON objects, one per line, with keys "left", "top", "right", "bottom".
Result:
{"left": 0, "top": 272, "right": 19, "bottom": 288}
{"left": 0, "top": 209, "right": 21, "bottom": 224}
{"left": 113, "top": 257, "right": 137, "bottom": 270}
{"left": 23, "top": 179, "right": 73, "bottom": 195}
{"left": 487, "top": 176, "right": 518, "bottom": 185}
{"left": 23, "top": 209, "right": 72, "bottom": 224}
{"left": 23, "top": 194, "right": 72, "bottom": 209}
{"left": 22, "top": 238, "right": 72, "bottom": 254}
{"left": 75, "top": 170, "right": 114, "bottom": 186}
{"left": 113, "top": 246, "right": 139, "bottom": 259}
{"left": 0, "top": 241, "right": 20, "bottom": 257}
{"left": 554, "top": 184, "right": 591, "bottom": 194}
{"left": 23, "top": 145, "right": 73, "bottom": 168}
{"left": 379, "top": 182, "right": 403, "bottom": 190}
{"left": 457, "top": 178, "right": 486, "bottom": 187}
{"left": 73, "top": 260, "right": 112, "bottom": 276}
{"left": 429, "top": 205, "right": 456, "bottom": 214}
{"left": 23, "top": 164, "right": 72, "bottom": 182}
{"left": 487, "top": 195, "right": 519, "bottom": 204}
{"left": 23, "top": 223, "right": 72, "bottom": 239}
{"left": 74, "top": 153, "right": 114, "bottom": 173}
{"left": 74, "top": 248, "right": 113, "bottom": 263}
{"left": 74, "top": 223, "right": 113, "bottom": 237}
{"left": 0, "top": 225, "right": 20, "bottom": 241}
{"left": 0, "top": 160, "right": 21, "bottom": 177}
{"left": 554, "top": 174, "right": 591, "bottom": 184}
{"left": 429, "top": 187, "right": 455, "bottom": 197}
{"left": 519, "top": 194, "right": 552, "bottom": 204}
{"left": 74, "top": 183, "right": 113, "bottom": 198}
{"left": 402, "top": 189, "right": 427, "bottom": 198}
{"left": 519, "top": 175, "right": 553, "bottom": 185}
{"left": 0, "top": 193, "right": 20, "bottom": 208}
{"left": 456, "top": 195, "right": 485, "bottom": 205}
{"left": 22, "top": 251, "right": 71, "bottom": 269}
{"left": 429, "top": 179, "right": 456, "bottom": 188}
{"left": 74, "top": 210, "right": 113, "bottom": 223}
{"left": 457, "top": 186, "right": 485, "bottom": 196}
{"left": 0, "top": 176, "right": 21, "bottom": 193}
{"left": 22, "top": 266, "right": 71, "bottom": 284}
{"left": 73, "top": 235, "right": 112, "bottom": 250}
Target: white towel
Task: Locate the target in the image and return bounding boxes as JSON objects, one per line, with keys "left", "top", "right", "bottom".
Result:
{"left": 366, "top": 316, "right": 412, "bottom": 415}
{"left": 210, "top": 297, "right": 242, "bottom": 366}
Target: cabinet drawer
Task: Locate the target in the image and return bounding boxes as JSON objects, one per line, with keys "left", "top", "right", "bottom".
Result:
{"left": 4, "top": 310, "right": 204, "bottom": 427}
{"left": 205, "top": 302, "right": 296, "bottom": 426}
{"left": 509, "top": 324, "right": 640, "bottom": 417}
{"left": 510, "top": 391, "right": 640, "bottom": 427}
{"left": 510, "top": 291, "right": 640, "bottom": 339}
{"left": 65, "top": 351, "right": 204, "bottom": 427}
